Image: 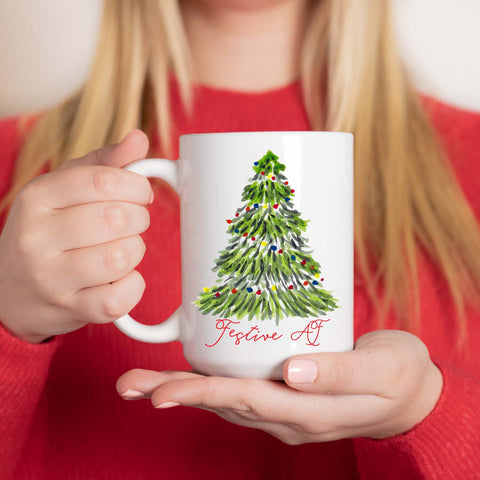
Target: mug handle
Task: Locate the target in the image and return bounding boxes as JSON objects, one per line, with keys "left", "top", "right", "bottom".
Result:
{"left": 113, "top": 159, "right": 182, "bottom": 343}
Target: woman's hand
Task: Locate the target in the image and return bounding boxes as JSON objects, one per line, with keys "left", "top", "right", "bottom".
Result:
{"left": 0, "top": 130, "right": 153, "bottom": 343}
{"left": 117, "top": 330, "right": 443, "bottom": 444}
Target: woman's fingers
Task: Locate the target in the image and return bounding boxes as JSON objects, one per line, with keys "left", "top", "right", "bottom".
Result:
{"left": 117, "top": 369, "right": 309, "bottom": 444}
{"left": 115, "top": 332, "right": 438, "bottom": 444}
{"left": 150, "top": 377, "right": 389, "bottom": 441}
{"left": 116, "top": 368, "right": 395, "bottom": 443}
{"left": 118, "top": 369, "right": 306, "bottom": 422}
{"left": 150, "top": 376, "right": 259, "bottom": 413}
{"left": 57, "top": 235, "right": 146, "bottom": 293}
{"left": 116, "top": 370, "right": 201, "bottom": 398}
{"left": 47, "top": 201, "right": 150, "bottom": 251}
{"left": 66, "top": 269, "right": 146, "bottom": 324}
{"left": 26, "top": 164, "right": 153, "bottom": 211}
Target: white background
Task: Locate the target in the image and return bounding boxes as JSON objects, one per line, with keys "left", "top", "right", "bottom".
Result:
{"left": 0, "top": 0, "right": 479, "bottom": 117}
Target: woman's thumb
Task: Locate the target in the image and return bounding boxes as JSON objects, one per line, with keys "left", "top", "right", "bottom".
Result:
{"left": 104, "top": 129, "right": 150, "bottom": 168}
{"left": 58, "top": 129, "right": 150, "bottom": 171}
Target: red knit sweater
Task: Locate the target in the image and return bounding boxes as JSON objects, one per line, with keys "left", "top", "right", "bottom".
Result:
{"left": 1, "top": 80, "right": 480, "bottom": 480}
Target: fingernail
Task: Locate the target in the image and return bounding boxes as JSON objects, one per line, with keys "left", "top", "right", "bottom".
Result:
{"left": 155, "top": 401, "right": 180, "bottom": 409}
{"left": 148, "top": 191, "right": 154, "bottom": 205}
{"left": 121, "top": 389, "right": 145, "bottom": 400}
{"left": 288, "top": 359, "right": 317, "bottom": 384}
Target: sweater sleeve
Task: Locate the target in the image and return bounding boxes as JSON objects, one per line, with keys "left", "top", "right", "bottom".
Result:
{"left": 353, "top": 101, "right": 480, "bottom": 480}
{"left": 0, "top": 114, "right": 61, "bottom": 476}
{"left": 0, "top": 324, "right": 60, "bottom": 475}
{"left": 353, "top": 360, "right": 480, "bottom": 480}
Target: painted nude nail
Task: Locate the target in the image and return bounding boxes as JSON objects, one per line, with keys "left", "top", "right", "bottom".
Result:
{"left": 155, "top": 401, "right": 181, "bottom": 409}
{"left": 121, "top": 389, "right": 145, "bottom": 400}
{"left": 288, "top": 358, "right": 317, "bottom": 384}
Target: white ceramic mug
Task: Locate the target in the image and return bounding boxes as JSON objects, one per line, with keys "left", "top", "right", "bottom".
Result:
{"left": 114, "top": 132, "right": 354, "bottom": 379}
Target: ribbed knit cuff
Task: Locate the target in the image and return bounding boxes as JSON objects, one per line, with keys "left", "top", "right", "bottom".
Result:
{"left": 0, "top": 322, "right": 60, "bottom": 478}
{"left": 353, "top": 360, "right": 480, "bottom": 479}
{"left": 0, "top": 321, "right": 60, "bottom": 386}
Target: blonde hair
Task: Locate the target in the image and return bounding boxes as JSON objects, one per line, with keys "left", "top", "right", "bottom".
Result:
{"left": 2, "top": 0, "right": 480, "bottom": 339}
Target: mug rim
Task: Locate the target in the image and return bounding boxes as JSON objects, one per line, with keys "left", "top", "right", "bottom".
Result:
{"left": 180, "top": 131, "right": 353, "bottom": 140}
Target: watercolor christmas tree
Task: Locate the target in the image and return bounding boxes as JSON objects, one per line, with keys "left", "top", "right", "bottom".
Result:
{"left": 195, "top": 150, "right": 339, "bottom": 324}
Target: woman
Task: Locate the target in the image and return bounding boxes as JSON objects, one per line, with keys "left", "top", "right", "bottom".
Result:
{"left": 0, "top": 0, "right": 479, "bottom": 478}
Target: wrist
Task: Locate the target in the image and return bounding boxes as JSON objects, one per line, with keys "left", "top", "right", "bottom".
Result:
{"left": 368, "top": 361, "right": 443, "bottom": 440}
{"left": 0, "top": 317, "right": 51, "bottom": 344}
{"left": 410, "top": 361, "right": 444, "bottom": 426}
{"left": 379, "top": 361, "right": 444, "bottom": 439}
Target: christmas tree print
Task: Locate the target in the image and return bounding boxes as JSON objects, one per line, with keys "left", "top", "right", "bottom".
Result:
{"left": 195, "top": 150, "right": 339, "bottom": 325}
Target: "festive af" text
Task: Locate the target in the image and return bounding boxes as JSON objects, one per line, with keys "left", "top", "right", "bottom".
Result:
{"left": 205, "top": 318, "right": 330, "bottom": 348}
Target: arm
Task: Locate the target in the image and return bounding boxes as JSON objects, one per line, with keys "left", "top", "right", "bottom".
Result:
{"left": 353, "top": 359, "right": 480, "bottom": 480}
{"left": 352, "top": 99, "right": 480, "bottom": 479}
{"left": 115, "top": 328, "right": 480, "bottom": 480}
{"left": 348, "top": 98, "right": 480, "bottom": 479}
{"left": 0, "top": 323, "right": 60, "bottom": 474}
{"left": 0, "top": 114, "right": 61, "bottom": 474}
{"left": 0, "top": 117, "right": 154, "bottom": 475}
